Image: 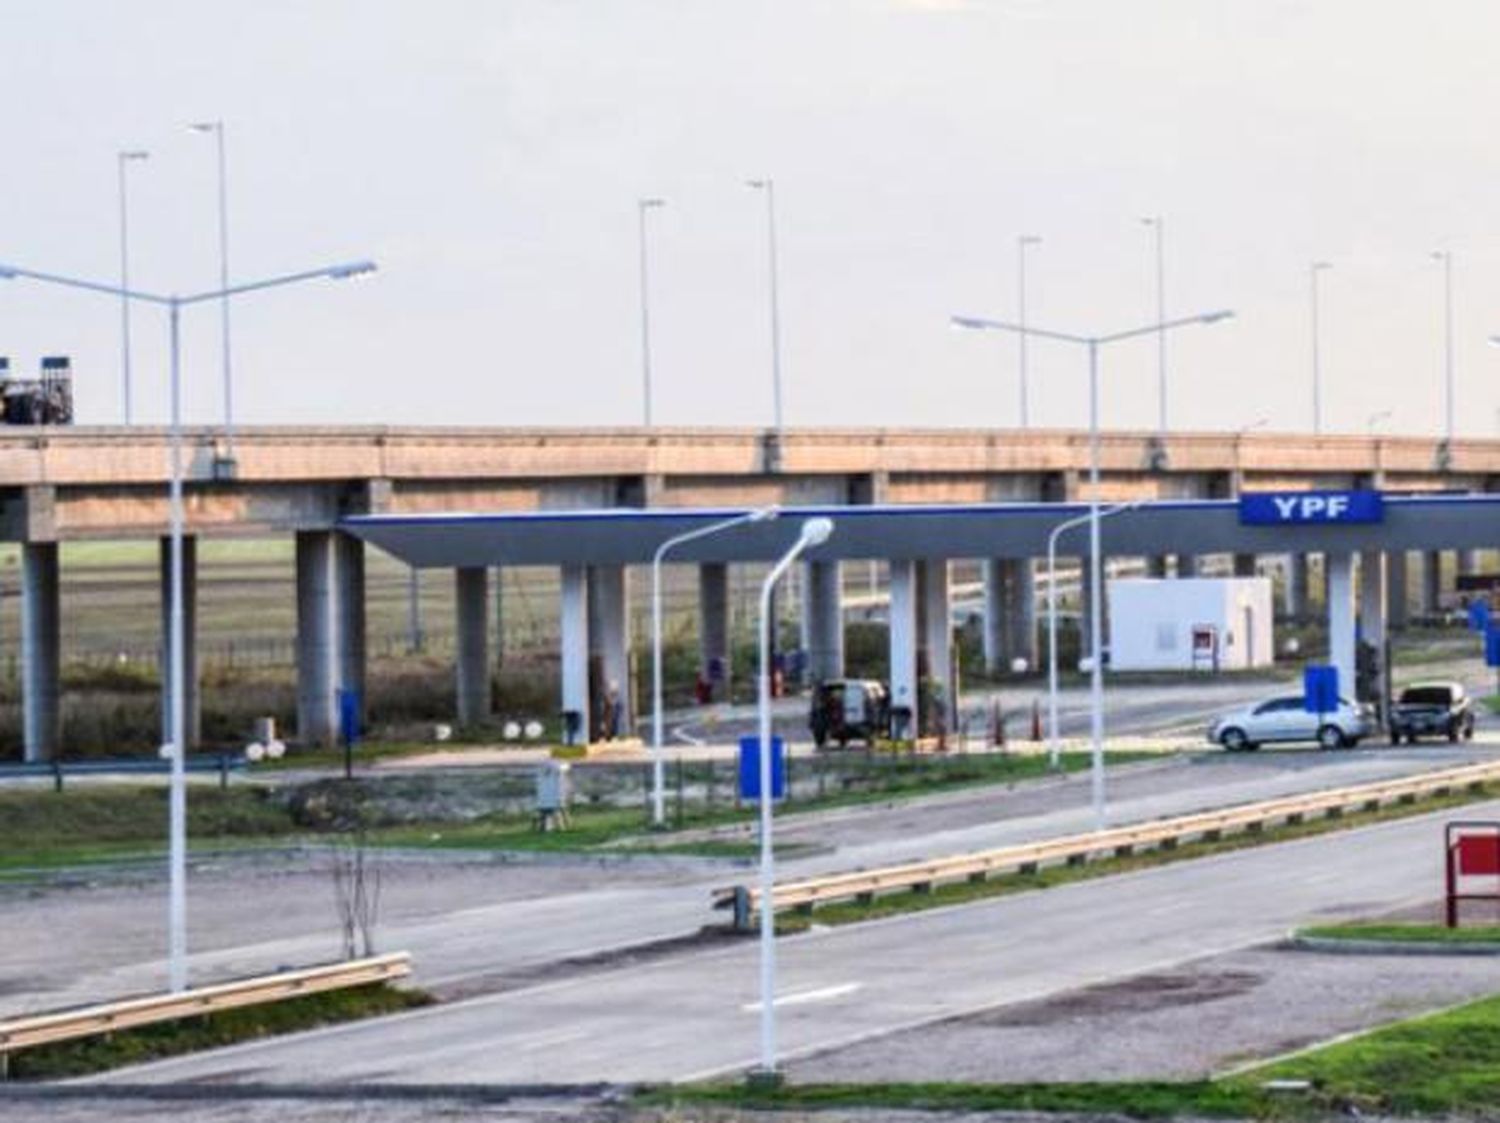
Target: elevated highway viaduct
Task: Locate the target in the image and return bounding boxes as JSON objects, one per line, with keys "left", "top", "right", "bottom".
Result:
{"left": 4, "top": 424, "right": 1496, "bottom": 758}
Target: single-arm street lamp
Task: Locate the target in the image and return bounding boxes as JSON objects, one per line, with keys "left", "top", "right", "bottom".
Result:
{"left": 1309, "top": 261, "right": 1332, "bottom": 434}
{"left": 637, "top": 197, "right": 666, "bottom": 426}
{"left": 187, "top": 121, "right": 235, "bottom": 467}
{"left": 650, "top": 506, "right": 778, "bottom": 826}
{"left": 745, "top": 179, "right": 784, "bottom": 438}
{"left": 1045, "top": 502, "right": 1138, "bottom": 772}
{"left": 754, "top": 515, "right": 833, "bottom": 1082}
{"left": 0, "top": 257, "right": 376, "bottom": 993}
{"left": 116, "top": 148, "right": 150, "bottom": 424}
{"left": 951, "top": 308, "right": 1233, "bottom": 828}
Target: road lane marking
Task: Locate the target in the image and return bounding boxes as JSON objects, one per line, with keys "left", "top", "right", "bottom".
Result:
{"left": 741, "top": 982, "right": 861, "bottom": 1012}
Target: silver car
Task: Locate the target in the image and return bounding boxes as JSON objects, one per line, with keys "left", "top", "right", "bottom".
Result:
{"left": 1207, "top": 694, "right": 1375, "bottom": 751}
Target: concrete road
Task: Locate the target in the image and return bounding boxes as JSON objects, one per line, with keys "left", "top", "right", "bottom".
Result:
{"left": 85, "top": 795, "right": 1494, "bottom": 1087}
{"left": 6, "top": 742, "right": 1496, "bottom": 1022}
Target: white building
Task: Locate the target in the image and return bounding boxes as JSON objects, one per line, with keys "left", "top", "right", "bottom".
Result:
{"left": 1107, "top": 577, "right": 1274, "bottom": 672}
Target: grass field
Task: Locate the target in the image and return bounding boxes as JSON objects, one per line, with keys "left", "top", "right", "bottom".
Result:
{"left": 1297, "top": 921, "right": 1500, "bottom": 945}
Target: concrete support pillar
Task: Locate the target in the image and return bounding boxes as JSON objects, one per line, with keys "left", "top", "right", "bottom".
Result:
{"left": 454, "top": 567, "right": 490, "bottom": 726}
{"left": 982, "top": 558, "right": 1038, "bottom": 674}
{"left": 1327, "top": 551, "right": 1356, "bottom": 703}
{"left": 698, "top": 563, "right": 730, "bottom": 700}
{"left": 1458, "top": 549, "right": 1481, "bottom": 577}
{"left": 1285, "top": 554, "right": 1309, "bottom": 620}
{"left": 1421, "top": 550, "right": 1443, "bottom": 617}
{"left": 21, "top": 542, "right": 59, "bottom": 762}
{"left": 1232, "top": 553, "right": 1257, "bottom": 578}
{"left": 1386, "top": 551, "right": 1409, "bottom": 631}
{"left": 295, "top": 531, "right": 364, "bottom": 747}
{"left": 888, "top": 559, "right": 918, "bottom": 735}
{"left": 1359, "top": 552, "right": 1388, "bottom": 714}
{"left": 158, "top": 535, "right": 200, "bottom": 748}
{"left": 1176, "top": 553, "right": 1201, "bottom": 578}
{"left": 800, "top": 560, "right": 844, "bottom": 684}
{"left": 559, "top": 564, "right": 591, "bottom": 745}
{"left": 1146, "top": 556, "right": 1169, "bottom": 579}
{"left": 918, "top": 559, "right": 955, "bottom": 733}
{"left": 491, "top": 566, "right": 505, "bottom": 669}
{"left": 587, "top": 564, "right": 631, "bottom": 738}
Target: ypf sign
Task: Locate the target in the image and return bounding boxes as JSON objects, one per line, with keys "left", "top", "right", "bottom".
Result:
{"left": 1238, "top": 489, "right": 1385, "bottom": 526}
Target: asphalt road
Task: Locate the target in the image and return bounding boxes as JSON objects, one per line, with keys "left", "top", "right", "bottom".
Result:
{"left": 86, "top": 795, "right": 1488, "bottom": 1086}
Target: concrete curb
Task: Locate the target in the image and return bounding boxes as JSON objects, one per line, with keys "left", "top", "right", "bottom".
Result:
{"left": 1285, "top": 934, "right": 1500, "bottom": 956}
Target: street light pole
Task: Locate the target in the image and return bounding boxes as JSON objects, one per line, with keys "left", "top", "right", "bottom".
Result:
{"left": 754, "top": 516, "right": 834, "bottom": 1083}
{"left": 950, "top": 309, "right": 1233, "bottom": 828}
{"left": 650, "top": 507, "right": 778, "bottom": 827}
{"left": 0, "top": 257, "right": 376, "bottom": 992}
{"left": 1432, "top": 250, "right": 1455, "bottom": 445}
{"left": 1016, "top": 235, "right": 1042, "bottom": 428}
{"left": 637, "top": 198, "right": 665, "bottom": 427}
{"left": 746, "top": 179, "right": 784, "bottom": 437}
{"left": 188, "top": 122, "right": 235, "bottom": 466}
{"left": 1140, "top": 217, "right": 1167, "bottom": 433}
{"left": 1045, "top": 502, "right": 1137, "bottom": 770}
{"left": 1310, "top": 261, "right": 1332, "bottom": 435}
{"left": 116, "top": 149, "right": 149, "bottom": 424}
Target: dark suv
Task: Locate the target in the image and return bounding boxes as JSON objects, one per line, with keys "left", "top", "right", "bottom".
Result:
{"left": 1389, "top": 682, "right": 1475, "bottom": 744}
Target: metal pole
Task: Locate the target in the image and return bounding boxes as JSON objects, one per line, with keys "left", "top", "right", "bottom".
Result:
{"left": 1046, "top": 527, "right": 1061, "bottom": 768}
{"left": 407, "top": 567, "right": 422, "bottom": 653}
{"left": 1310, "top": 262, "right": 1327, "bottom": 436}
{"left": 1016, "top": 236, "right": 1039, "bottom": 428}
{"left": 167, "top": 297, "right": 187, "bottom": 992}
{"left": 117, "top": 151, "right": 147, "bottom": 425}
{"left": 638, "top": 199, "right": 663, "bottom": 427}
{"left": 213, "top": 124, "right": 234, "bottom": 463}
{"left": 651, "top": 553, "right": 666, "bottom": 825}
{"left": 1087, "top": 339, "right": 1105, "bottom": 830}
{"left": 756, "top": 559, "right": 779, "bottom": 1078}
{"left": 751, "top": 180, "right": 784, "bottom": 436}
{"left": 1146, "top": 217, "right": 1167, "bottom": 434}
{"left": 1441, "top": 251, "right": 1455, "bottom": 445}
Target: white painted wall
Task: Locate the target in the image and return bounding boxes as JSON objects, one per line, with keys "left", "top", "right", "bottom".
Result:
{"left": 1108, "top": 577, "right": 1275, "bottom": 672}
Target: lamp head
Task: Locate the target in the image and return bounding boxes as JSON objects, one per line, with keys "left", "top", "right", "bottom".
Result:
{"left": 1488, "top": 335, "right": 1500, "bottom": 349}
{"left": 186, "top": 121, "right": 221, "bottom": 135}
{"left": 748, "top": 505, "right": 779, "bottom": 523}
{"left": 1311, "top": 260, "right": 1332, "bottom": 272}
{"left": 1019, "top": 234, "right": 1042, "bottom": 247}
{"left": 119, "top": 149, "right": 149, "bottom": 162}
{"left": 949, "top": 315, "right": 990, "bottom": 332}
{"left": 1430, "top": 249, "right": 1450, "bottom": 263}
{"left": 745, "top": 178, "right": 770, "bottom": 190}
{"left": 1197, "top": 310, "right": 1235, "bottom": 325}
{"left": 0, "top": 265, "right": 16, "bottom": 280}
{"left": 799, "top": 517, "right": 834, "bottom": 547}
{"left": 639, "top": 197, "right": 666, "bottom": 209}
{"left": 327, "top": 261, "right": 378, "bottom": 281}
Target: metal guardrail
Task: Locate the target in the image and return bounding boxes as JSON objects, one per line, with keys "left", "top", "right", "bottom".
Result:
{"left": 715, "top": 760, "right": 1500, "bottom": 930}
{"left": 0, "top": 754, "right": 246, "bottom": 789}
{"left": 0, "top": 952, "right": 411, "bottom": 1067}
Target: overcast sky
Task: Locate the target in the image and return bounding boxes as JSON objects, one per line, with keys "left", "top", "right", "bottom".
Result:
{"left": 3, "top": 0, "right": 1499, "bottom": 435}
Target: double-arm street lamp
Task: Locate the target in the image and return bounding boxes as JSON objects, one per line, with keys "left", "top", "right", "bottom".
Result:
{"left": 951, "top": 309, "right": 1233, "bottom": 828}
{"left": 650, "top": 506, "right": 778, "bottom": 827}
{"left": 0, "top": 257, "right": 376, "bottom": 992}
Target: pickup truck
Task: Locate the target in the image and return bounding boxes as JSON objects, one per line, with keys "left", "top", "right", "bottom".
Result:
{"left": 1388, "top": 682, "right": 1475, "bottom": 744}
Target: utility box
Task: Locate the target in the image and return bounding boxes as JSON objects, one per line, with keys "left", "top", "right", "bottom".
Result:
{"left": 1107, "top": 577, "right": 1274, "bottom": 672}
{"left": 534, "top": 760, "right": 572, "bottom": 831}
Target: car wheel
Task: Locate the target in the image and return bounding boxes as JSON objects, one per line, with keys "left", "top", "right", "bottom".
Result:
{"left": 1317, "top": 724, "right": 1347, "bottom": 750}
{"left": 1219, "top": 727, "right": 1250, "bottom": 752}
{"left": 1464, "top": 720, "right": 1476, "bottom": 741}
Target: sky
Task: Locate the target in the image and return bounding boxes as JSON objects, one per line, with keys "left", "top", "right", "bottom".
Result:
{"left": 3, "top": 0, "right": 1500, "bottom": 435}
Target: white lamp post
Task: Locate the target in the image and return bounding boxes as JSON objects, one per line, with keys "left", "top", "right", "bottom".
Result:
{"left": 0, "top": 257, "right": 376, "bottom": 992}
{"left": 1140, "top": 216, "right": 1168, "bottom": 433}
{"left": 753, "top": 515, "right": 833, "bottom": 1083}
{"left": 1016, "top": 235, "right": 1042, "bottom": 427}
{"left": 1309, "top": 261, "right": 1332, "bottom": 435}
{"left": 650, "top": 506, "right": 778, "bottom": 827}
{"left": 1431, "top": 250, "right": 1455, "bottom": 446}
{"left": 637, "top": 197, "right": 666, "bottom": 426}
{"left": 187, "top": 121, "right": 235, "bottom": 468}
{"left": 116, "top": 149, "right": 150, "bottom": 424}
{"left": 1045, "top": 502, "right": 1138, "bottom": 772}
{"left": 745, "top": 179, "right": 784, "bottom": 438}
{"left": 952, "top": 309, "right": 1233, "bottom": 828}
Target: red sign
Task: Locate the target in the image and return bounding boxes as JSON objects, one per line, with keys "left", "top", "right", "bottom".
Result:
{"left": 1447, "top": 822, "right": 1500, "bottom": 928}
{"left": 1458, "top": 835, "right": 1500, "bottom": 877}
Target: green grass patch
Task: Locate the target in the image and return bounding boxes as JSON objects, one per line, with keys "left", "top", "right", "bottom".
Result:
{"left": 772, "top": 787, "right": 1497, "bottom": 934}
{"left": 651, "top": 991, "right": 1500, "bottom": 1119}
{"left": 7, "top": 982, "right": 429, "bottom": 1080}
{"left": 1298, "top": 922, "right": 1500, "bottom": 945}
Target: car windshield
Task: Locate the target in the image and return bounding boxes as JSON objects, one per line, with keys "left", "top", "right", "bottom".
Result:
{"left": 1400, "top": 687, "right": 1453, "bottom": 706}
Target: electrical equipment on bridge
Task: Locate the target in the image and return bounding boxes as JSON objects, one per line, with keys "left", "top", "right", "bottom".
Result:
{"left": 0, "top": 356, "right": 74, "bottom": 425}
